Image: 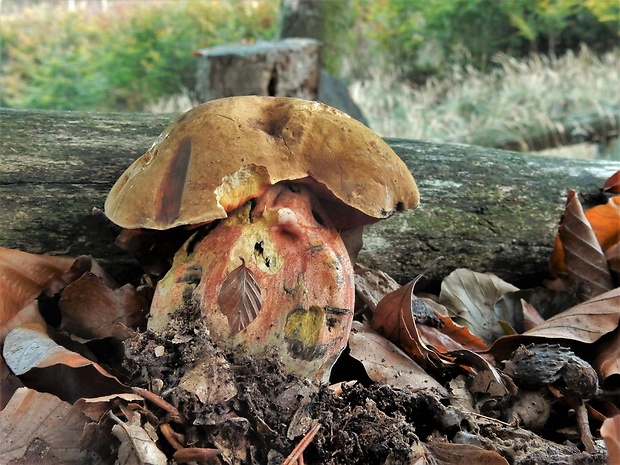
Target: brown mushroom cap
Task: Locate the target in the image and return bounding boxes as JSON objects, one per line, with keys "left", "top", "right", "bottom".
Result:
{"left": 105, "top": 96, "right": 419, "bottom": 231}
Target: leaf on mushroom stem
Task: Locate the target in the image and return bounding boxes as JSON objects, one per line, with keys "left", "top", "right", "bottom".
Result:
{"left": 0, "top": 387, "right": 89, "bottom": 465}
{"left": 59, "top": 272, "right": 149, "bottom": 341}
{"left": 439, "top": 269, "right": 519, "bottom": 346}
{"left": 556, "top": 190, "right": 615, "bottom": 301}
{"left": 3, "top": 323, "right": 131, "bottom": 404}
{"left": 217, "top": 259, "right": 262, "bottom": 334}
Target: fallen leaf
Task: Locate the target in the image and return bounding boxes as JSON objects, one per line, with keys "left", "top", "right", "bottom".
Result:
{"left": 603, "top": 170, "right": 620, "bottom": 194}
{"left": 439, "top": 269, "right": 519, "bottom": 345}
{"left": 217, "top": 259, "right": 262, "bottom": 333}
{"left": 372, "top": 280, "right": 488, "bottom": 370}
{"left": 606, "top": 241, "right": 620, "bottom": 285}
{"left": 550, "top": 194, "right": 620, "bottom": 280}
{"left": 0, "top": 247, "right": 73, "bottom": 326}
{"left": 0, "top": 387, "right": 88, "bottom": 464}
{"left": 522, "top": 287, "right": 620, "bottom": 342}
{"left": 110, "top": 412, "right": 167, "bottom": 465}
{"left": 59, "top": 272, "right": 149, "bottom": 341}
{"left": 74, "top": 393, "right": 145, "bottom": 422}
{"left": 558, "top": 190, "right": 615, "bottom": 300}
{"left": 592, "top": 327, "right": 620, "bottom": 386}
{"left": 348, "top": 321, "right": 447, "bottom": 394}
{"left": 600, "top": 414, "right": 620, "bottom": 465}
{"left": 426, "top": 441, "right": 509, "bottom": 465}
{"left": 3, "top": 323, "right": 130, "bottom": 403}
{"left": 490, "top": 288, "right": 620, "bottom": 359}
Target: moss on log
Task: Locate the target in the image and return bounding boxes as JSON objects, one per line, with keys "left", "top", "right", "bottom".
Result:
{"left": 1, "top": 108, "right": 618, "bottom": 288}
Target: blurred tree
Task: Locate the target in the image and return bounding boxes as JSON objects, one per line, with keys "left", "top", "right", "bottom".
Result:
{"left": 279, "top": 0, "right": 355, "bottom": 76}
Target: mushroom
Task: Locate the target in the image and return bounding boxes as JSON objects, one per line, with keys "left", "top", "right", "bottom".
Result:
{"left": 105, "top": 96, "right": 418, "bottom": 382}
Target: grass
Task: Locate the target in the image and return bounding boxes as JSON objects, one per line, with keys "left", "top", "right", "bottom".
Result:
{"left": 348, "top": 46, "right": 620, "bottom": 159}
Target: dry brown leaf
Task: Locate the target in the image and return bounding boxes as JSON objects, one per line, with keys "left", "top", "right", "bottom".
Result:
{"left": 0, "top": 300, "right": 46, "bottom": 344}
{"left": 601, "top": 414, "right": 620, "bottom": 465}
{"left": 439, "top": 269, "right": 519, "bottom": 345}
{"left": 603, "top": 170, "right": 620, "bottom": 194}
{"left": 0, "top": 387, "right": 88, "bottom": 464}
{"left": 217, "top": 259, "right": 262, "bottom": 333}
{"left": 110, "top": 412, "right": 167, "bottom": 465}
{"left": 1, "top": 355, "right": 24, "bottom": 410}
{"left": 426, "top": 441, "right": 510, "bottom": 465}
{"left": 74, "top": 393, "right": 145, "bottom": 422}
{"left": 522, "top": 287, "right": 620, "bottom": 342}
{"left": 558, "top": 190, "right": 615, "bottom": 300}
{"left": 3, "top": 323, "right": 130, "bottom": 403}
{"left": 606, "top": 241, "right": 620, "bottom": 285}
{"left": 0, "top": 247, "right": 73, "bottom": 326}
{"left": 348, "top": 321, "right": 447, "bottom": 394}
{"left": 592, "top": 327, "right": 620, "bottom": 386}
{"left": 59, "top": 272, "right": 149, "bottom": 341}
{"left": 372, "top": 280, "right": 488, "bottom": 369}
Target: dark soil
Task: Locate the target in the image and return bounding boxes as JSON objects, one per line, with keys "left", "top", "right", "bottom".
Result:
{"left": 120, "top": 301, "right": 608, "bottom": 465}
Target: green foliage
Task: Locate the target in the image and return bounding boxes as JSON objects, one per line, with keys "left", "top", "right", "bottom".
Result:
{"left": 1, "top": 1, "right": 279, "bottom": 111}
{"left": 353, "top": 0, "right": 618, "bottom": 82}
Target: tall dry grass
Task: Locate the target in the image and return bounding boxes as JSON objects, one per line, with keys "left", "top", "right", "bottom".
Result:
{"left": 349, "top": 46, "right": 620, "bottom": 159}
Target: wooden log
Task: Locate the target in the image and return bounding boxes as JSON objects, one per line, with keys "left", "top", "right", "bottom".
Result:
{"left": 1, "top": 108, "right": 619, "bottom": 289}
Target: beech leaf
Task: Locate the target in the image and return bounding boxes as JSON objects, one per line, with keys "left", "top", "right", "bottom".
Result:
{"left": 603, "top": 170, "right": 620, "bottom": 194}
{"left": 348, "top": 321, "right": 447, "bottom": 394}
{"left": 439, "top": 269, "right": 519, "bottom": 345}
{"left": 0, "top": 247, "right": 73, "bottom": 326}
{"left": 0, "top": 387, "right": 89, "bottom": 465}
{"left": 558, "top": 190, "right": 614, "bottom": 300}
{"left": 592, "top": 327, "right": 620, "bottom": 385}
{"left": 217, "top": 259, "right": 262, "bottom": 334}
{"left": 59, "top": 272, "right": 149, "bottom": 341}
{"left": 600, "top": 415, "right": 620, "bottom": 465}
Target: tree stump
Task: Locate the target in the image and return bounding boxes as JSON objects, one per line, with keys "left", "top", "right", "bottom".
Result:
{"left": 194, "top": 38, "right": 321, "bottom": 102}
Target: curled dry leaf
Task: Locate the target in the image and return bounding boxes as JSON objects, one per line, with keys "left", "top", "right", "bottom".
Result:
{"left": 59, "top": 272, "right": 149, "bottom": 341}
{"left": 557, "top": 190, "right": 614, "bottom": 300}
{"left": 3, "top": 323, "right": 130, "bottom": 403}
{"left": 372, "top": 279, "right": 488, "bottom": 370}
{"left": 603, "top": 170, "right": 620, "bottom": 194}
{"left": 348, "top": 321, "right": 447, "bottom": 394}
{"left": 439, "top": 269, "right": 519, "bottom": 345}
{"left": 600, "top": 414, "right": 620, "bottom": 465}
{"left": 0, "top": 247, "right": 73, "bottom": 326}
{"left": 550, "top": 193, "right": 620, "bottom": 281}
{"left": 592, "top": 327, "right": 620, "bottom": 386}
{"left": 0, "top": 387, "right": 89, "bottom": 465}
{"left": 110, "top": 412, "right": 167, "bottom": 465}
{"left": 490, "top": 287, "right": 620, "bottom": 360}
{"left": 217, "top": 258, "right": 262, "bottom": 334}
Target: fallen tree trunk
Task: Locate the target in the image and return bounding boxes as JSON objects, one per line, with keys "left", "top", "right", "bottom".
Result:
{"left": 1, "top": 108, "right": 618, "bottom": 289}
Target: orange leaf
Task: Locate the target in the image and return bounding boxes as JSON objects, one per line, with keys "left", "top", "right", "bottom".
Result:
{"left": 0, "top": 248, "right": 73, "bottom": 326}
{"left": 603, "top": 170, "right": 620, "bottom": 194}
{"left": 601, "top": 415, "right": 620, "bottom": 465}
{"left": 426, "top": 441, "right": 509, "bottom": 465}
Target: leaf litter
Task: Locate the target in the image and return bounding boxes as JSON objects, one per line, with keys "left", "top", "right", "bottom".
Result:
{"left": 1, "top": 172, "right": 619, "bottom": 464}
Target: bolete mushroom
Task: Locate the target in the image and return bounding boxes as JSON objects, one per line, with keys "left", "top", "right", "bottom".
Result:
{"left": 105, "top": 96, "right": 418, "bottom": 382}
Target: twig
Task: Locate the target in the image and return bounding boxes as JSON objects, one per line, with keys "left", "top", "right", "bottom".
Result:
{"left": 282, "top": 422, "right": 321, "bottom": 465}
{"left": 133, "top": 386, "right": 185, "bottom": 424}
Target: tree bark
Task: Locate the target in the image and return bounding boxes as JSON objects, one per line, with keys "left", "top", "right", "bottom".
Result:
{"left": 1, "top": 108, "right": 618, "bottom": 289}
